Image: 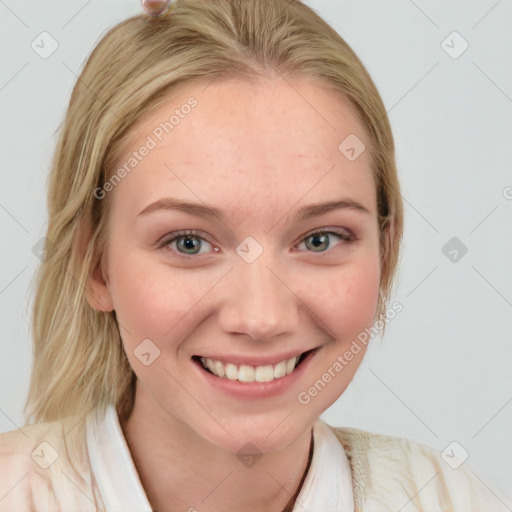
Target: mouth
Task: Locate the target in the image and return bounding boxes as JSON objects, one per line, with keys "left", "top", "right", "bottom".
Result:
{"left": 192, "top": 349, "right": 315, "bottom": 383}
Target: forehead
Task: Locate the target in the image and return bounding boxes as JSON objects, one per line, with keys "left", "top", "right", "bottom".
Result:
{"left": 109, "top": 76, "right": 376, "bottom": 221}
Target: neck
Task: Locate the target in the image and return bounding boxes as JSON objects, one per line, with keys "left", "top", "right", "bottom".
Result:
{"left": 121, "top": 386, "right": 314, "bottom": 512}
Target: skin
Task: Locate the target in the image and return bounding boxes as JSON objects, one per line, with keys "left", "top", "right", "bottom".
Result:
{"left": 87, "top": 76, "right": 382, "bottom": 512}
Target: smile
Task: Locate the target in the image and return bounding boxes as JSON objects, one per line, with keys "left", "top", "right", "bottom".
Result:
{"left": 194, "top": 350, "right": 314, "bottom": 383}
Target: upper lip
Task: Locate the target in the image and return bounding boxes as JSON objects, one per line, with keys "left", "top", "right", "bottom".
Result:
{"left": 193, "top": 348, "right": 316, "bottom": 367}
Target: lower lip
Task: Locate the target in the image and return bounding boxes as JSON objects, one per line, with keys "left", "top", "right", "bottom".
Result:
{"left": 192, "top": 350, "right": 317, "bottom": 399}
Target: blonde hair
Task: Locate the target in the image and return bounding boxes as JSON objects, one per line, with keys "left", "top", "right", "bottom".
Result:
{"left": 26, "top": 0, "right": 403, "bottom": 425}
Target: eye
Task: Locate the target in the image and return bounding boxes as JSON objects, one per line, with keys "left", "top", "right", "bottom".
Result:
{"left": 157, "top": 229, "right": 216, "bottom": 257}
{"left": 296, "top": 228, "right": 354, "bottom": 253}
{"left": 156, "top": 227, "right": 355, "bottom": 258}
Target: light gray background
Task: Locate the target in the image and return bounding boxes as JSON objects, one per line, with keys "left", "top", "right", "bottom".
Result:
{"left": 1, "top": 0, "right": 511, "bottom": 500}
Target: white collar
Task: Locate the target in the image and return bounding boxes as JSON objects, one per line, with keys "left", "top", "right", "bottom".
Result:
{"left": 293, "top": 419, "right": 354, "bottom": 512}
{"left": 86, "top": 404, "right": 354, "bottom": 512}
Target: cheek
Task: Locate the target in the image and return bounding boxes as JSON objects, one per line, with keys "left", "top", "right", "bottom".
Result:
{"left": 105, "top": 247, "right": 214, "bottom": 345}
{"left": 342, "top": 262, "right": 381, "bottom": 328}
{"left": 305, "top": 256, "right": 381, "bottom": 336}
{"left": 294, "top": 258, "right": 380, "bottom": 414}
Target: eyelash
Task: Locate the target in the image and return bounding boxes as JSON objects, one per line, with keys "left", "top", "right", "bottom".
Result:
{"left": 156, "top": 228, "right": 356, "bottom": 259}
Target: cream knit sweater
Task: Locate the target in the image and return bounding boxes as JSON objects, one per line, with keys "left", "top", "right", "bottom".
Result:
{"left": 0, "top": 413, "right": 509, "bottom": 511}
{"left": 332, "top": 427, "right": 509, "bottom": 511}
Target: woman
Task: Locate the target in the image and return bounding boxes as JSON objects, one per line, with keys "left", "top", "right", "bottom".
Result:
{"left": 0, "top": 0, "right": 508, "bottom": 510}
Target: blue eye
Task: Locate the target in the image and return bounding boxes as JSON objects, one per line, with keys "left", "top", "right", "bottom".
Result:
{"left": 159, "top": 230, "right": 213, "bottom": 256}
{"left": 298, "top": 229, "right": 353, "bottom": 253}
{"left": 157, "top": 227, "right": 354, "bottom": 259}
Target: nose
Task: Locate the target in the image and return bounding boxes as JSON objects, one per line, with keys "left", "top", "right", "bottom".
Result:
{"left": 217, "top": 255, "right": 300, "bottom": 342}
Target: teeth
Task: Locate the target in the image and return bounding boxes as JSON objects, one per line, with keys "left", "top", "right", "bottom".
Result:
{"left": 213, "top": 360, "right": 225, "bottom": 378}
{"left": 225, "top": 362, "right": 238, "bottom": 380}
{"left": 238, "top": 365, "right": 255, "bottom": 383}
{"left": 273, "top": 360, "right": 287, "bottom": 378}
{"left": 199, "top": 355, "right": 302, "bottom": 382}
{"left": 255, "top": 365, "right": 274, "bottom": 382}
{"left": 285, "top": 357, "right": 296, "bottom": 375}
{"left": 205, "top": 358, "right": 216, "bottom": 374}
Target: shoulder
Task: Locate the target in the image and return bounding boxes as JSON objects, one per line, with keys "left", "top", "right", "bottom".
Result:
{"left": 0, "top": 417, "right": 99, "bottom": 511}
{"left": 330, "top": 425, "right": 510, "bottom": 511}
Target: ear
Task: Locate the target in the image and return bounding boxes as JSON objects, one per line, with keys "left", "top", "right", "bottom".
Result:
{"left": 378, "top": 214, "right": 396, "bottom": 292}
{"left": 382, "top": 215, "right": 395, "bottom": 261}
{"left": 87, "top": 259, "right": 114, "bottom": 312}
{"left": 379, "top": 216, "right": 391, "bottom": 263}
{"left": 75, "top": 214, "right": 114, "bottom": 312}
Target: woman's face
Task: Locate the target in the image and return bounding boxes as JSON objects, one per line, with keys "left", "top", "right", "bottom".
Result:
{"left": 89, "top": 77, "right": 381, "bottom": 453}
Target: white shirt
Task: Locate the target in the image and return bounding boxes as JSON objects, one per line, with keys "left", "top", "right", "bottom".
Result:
{"left": 85, "top": 404, "right": 354, "bottom": 512}
{"left": 1, "top": 405, "right": 509, "bottom": 510}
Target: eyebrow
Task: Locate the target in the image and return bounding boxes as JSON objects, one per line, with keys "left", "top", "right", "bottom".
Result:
{"left": 137, "top": 197, "right": 371, "bottom": 221}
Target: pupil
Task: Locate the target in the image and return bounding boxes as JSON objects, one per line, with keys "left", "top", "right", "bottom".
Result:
{"left": 180, "top": 236, "right": 199, "bottom": 253}
{"left": 309, "top": 234, "right": 328, "bottom": 251}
